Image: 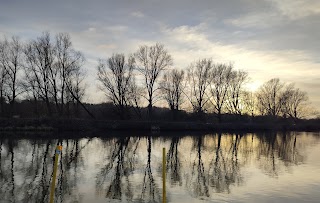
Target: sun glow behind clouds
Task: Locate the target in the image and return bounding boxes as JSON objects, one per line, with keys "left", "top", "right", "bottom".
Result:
{"left": 245, "top": 81, "right": 262, "bottom": 92}
{"left": 161, "top": 23, "right": 319, "bottom": 79}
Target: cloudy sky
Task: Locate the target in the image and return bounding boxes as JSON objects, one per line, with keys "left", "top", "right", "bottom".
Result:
{"left": 1, "top": 0, "right": 319, "bottom": 109}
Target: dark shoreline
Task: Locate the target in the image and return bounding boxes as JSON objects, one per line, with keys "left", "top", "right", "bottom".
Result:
{"left": 0, "top": 118, "right": 319, "bottom": 134}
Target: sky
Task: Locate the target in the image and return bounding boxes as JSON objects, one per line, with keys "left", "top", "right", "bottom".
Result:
{"left": 0, "top": 0, "right": 319, "bottom": 110}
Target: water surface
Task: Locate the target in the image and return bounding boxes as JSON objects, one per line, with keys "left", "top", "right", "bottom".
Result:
{"left": 1, "top": 131, "right": 320, "bottom": 202}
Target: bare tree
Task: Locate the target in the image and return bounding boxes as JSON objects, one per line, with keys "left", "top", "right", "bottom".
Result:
{"left": 97, "top": 53, "right": 135, "bottom": 119}
{"left": 160, "top": 69, "right": 185, "bottom": 119}
{"left": 55, "top": 33, "right": 85, "bottom": 115}
{"left": 65, "top": 66, "right": 86, "bottom": 117}
{"left": 21, "top": 65, "right": 41, "bottom": 116}
{"left": 0, "top": 43, "right": 7, "bottom": 116}
{"left": 281, "top": 84, "right": 309, "bottom": 119}
{"left": 127, "top": 76, "right": 143, "bottom": 119}
{"left": 256, "top": 79, "right": 311, "bottom": 119}
{"left": 242, "top": 90, "right": 255, "bottom": 118}
{"left": 0, "top": 36, "right": 24, "bottom": 115}
{"left": 23, "top": 32, "right": 89, "bottom": 118}
{"left": 227, "top": 70, "right": 248, "bottom": 115}
{"left": 256, "top": 78, "right": 284, "bottom": 117}
{"left": 209, "top": 63, "right": 233, "bottom": 122}
{"left": 134, "top": 43, "right": 172, "bottom": 119}
{"left": 24, "top": 32, "right": 55, "bottom": 115}
{"left": 185, "top": 59, "right": 212, "bottom": 118}
{"left": 65, "top": 74, "right": 94, "bottom": 119}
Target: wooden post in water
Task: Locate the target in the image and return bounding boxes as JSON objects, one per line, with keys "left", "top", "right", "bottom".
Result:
{"left": 49, "top": 145, "right": 62, "bottom": 203}
{"left": 163, "top": 147, "right": 166, "bottom": 203}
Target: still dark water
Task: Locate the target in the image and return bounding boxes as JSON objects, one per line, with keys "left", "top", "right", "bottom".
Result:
{"left": 1, "top": 132, "right": 320, "bottom": 203}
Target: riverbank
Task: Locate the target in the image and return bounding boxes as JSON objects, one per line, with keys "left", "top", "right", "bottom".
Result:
{"left": 0, "top": 118, "right": 319, "bottom": 133}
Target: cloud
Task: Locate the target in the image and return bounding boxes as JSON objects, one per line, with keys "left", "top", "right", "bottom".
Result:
{"left": 270, "top": 0, "right": 320, "bottom": 19}
{"left": 0, "top": 0, "right": 319, "bottom": 108}
{"left": 131, "top": 11, "right": 144, "bottom": 18}
{"left": 88, "top": 27, "right": 96, "bottom": 32}
{"left": 225, "top": 12, "right": 282, "bottom": 29}
{"left": 159, "top": 23, "right": 320, "bottom": 107}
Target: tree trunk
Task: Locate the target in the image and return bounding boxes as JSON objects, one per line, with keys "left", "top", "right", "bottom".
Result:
{"left": 148, "top": 102, "right": 153, "bottom": 120}
{"left": 132, "top": 99, "right": 142, "bottom": 119}
{"left": 66, "top": 83, "right": 95, "bottom": 119}
{"left": 119, "top": 105, "right": 125, "bottom": 120}
{"left": 33, "top": 97, "right": 39, "bottom": 118}
{"left": 217, "top": 108, "right": 222, "bottom": 123}
{"left": 10, "top": 101, "right": 15, "bottom": 117}
{"left": 11, "top": 84, "right": 16, "bottom": 116}
{"left": 0, "top": 89, "right": 3, "bottom": 116}
{"left": 75, "top": 102, "right": 80, "bottom": 118}
{"left": 45, "top": 98, "right": 52, "bottom": 116}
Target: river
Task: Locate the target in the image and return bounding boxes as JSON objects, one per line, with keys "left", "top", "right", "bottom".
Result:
{"left": 1, "top": 131, "right": 320, "bottom": 202}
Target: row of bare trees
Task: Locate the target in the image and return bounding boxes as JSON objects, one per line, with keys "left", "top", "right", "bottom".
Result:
{"left": 0, "top": 32, "right": 86, "bottom": 117}
{"left": 97, "top": 44, "right": 310, "bottom": 121}
{"left": 0, "top": 32, "right": 312, "bottom": 121}
{"left": 184, "top": 60, "right": 249, "bottom": 122}
{"left": 97, "top": 44, "right": 173, "bottom": 120}
{"left": 256, "top": 78, "right": 310, "bottom": 118}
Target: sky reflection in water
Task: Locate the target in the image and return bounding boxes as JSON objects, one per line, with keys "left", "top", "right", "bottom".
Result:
{"left": 0, "top": 132, "right": 320, "bottom": 203}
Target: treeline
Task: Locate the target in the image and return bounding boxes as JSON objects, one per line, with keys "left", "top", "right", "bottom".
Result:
{"left": 96, "top": 44, "right": 314, "bottom": 122}
{"left": 0, "top": 32, "right": 316, "bottom": 122}
{"left": 0, "top": 32, "right": 91, "bottom": 118}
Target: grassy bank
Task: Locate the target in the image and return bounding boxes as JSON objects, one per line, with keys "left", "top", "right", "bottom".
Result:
{"left": 0, "top": 118, "right": 319, "bottom": 133}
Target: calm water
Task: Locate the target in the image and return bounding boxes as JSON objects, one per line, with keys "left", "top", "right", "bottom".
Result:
{"left": 1, "top": 132, "right": 320, "bottom": 203}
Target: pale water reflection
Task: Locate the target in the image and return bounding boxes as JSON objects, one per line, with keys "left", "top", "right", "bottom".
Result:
{"left": 0, "top": 132, "right": 320, "bottom": 202}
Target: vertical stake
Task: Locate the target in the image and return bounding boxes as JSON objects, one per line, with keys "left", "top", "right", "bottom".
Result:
{"left": 49, "top": 145, "right": 62, "bottom": 203}
{"left": 163, "top": 147, "right": 166, "bottom": 203}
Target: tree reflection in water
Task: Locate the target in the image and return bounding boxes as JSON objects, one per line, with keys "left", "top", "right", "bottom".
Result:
{"left": 0, "top": 132, "right": 315, "bottom": 202}
{"left": 96, "top": 137, "right": 140, "bottom": 201}
{"left": 56, "top": 139, "right": 91, "bottom": 202}
{"left": 140, "top": 136, "right": 161, "bottom": 203}
{"left": 96, "top": 136, "right": 162, "bottom": 202}
{"left": 0, "top": 139, "right": 17, "bottom": 202}
{"left": 166, "top": 136, "right": 182, "bottom": 186}
{"left": 257, "top": 131, "right": 303, "bottom": 177}
{"left": 186, "top": 132, "right": 302, "bottom": 197}
{"left": 208, "top": 133, "right": 243, "bottom": 194}
{"left": 0, "top": 137, "right": 90, "bottom": 202}
{"left": 187, "top": 136, "right": 209, "bottom": 198}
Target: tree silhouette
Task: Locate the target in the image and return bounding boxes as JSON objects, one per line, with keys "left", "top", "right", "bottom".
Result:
{"left": 135, "top": 43, "right": 172, "bottom": 120}
{"left": 97, "top": 54, "right": 135, "bottom": 119}
{"left": 160, "top": 69, "right": 185, "bottom": 120}
{"left": 0, "top": 36, "right": 24, "bottom": 115}
{"left": 186, "top": 59, "right": 212, "bottom": 120}
{"left": 209, "top": 63, "right": 233, "bottom": 122}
